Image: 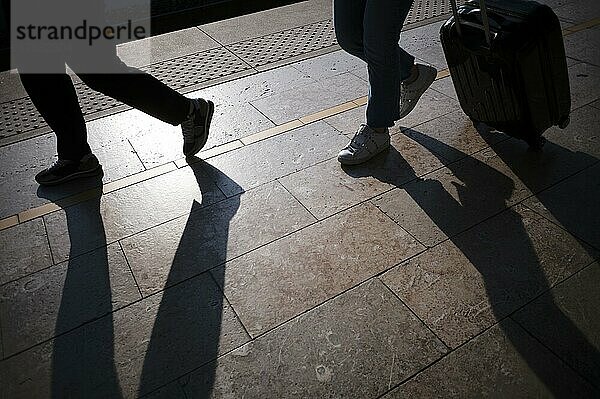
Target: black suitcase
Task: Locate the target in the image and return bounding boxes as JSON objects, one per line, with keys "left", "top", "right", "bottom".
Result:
{"left": 440, "top": 0, "right": 571, "bottom": 148}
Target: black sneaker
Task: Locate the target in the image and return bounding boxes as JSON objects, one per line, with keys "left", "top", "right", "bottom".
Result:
{"left": 181, "top": 98, "right": 215, "bottom": 157}
{"left": 35, "top": 153, "right": 103, "bottom": 186}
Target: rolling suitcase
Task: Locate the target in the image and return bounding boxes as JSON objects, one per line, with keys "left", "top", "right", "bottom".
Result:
{"left": 440, "top": 0, "right": 571, "bottom": 148}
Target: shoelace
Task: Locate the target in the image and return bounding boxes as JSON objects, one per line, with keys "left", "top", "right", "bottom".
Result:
{"left": 181, "top": 101, "right": 198, "bottom": 142}
{"left": 47, "top": 159, "right": 71, "bottom": 172}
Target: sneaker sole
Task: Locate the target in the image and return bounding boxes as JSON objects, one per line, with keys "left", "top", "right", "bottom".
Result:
{"left": 398, "top": 68, "right": 437, "bottom": 119}
{"left": 185, "top": 100, "right": 215, "bottom": 157}
{"left": 36, "top": 165, "right": 103, "bottom": 186}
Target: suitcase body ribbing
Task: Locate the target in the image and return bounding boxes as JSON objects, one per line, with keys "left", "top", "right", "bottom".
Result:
{"left": 440, "top": 0, "right": 571, "bottom": 148}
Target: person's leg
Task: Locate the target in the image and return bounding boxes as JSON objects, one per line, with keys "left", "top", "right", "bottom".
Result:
{"left": 71, "top": 48, "right": 214, "bottom": 156}
{"left": 19, "top": 72, "right": 102, "bottom": 185}
{"left": 333, "top": 0, "right": 367, "bottom": 62}
{"left": 19, "top": 73, "right": 91, "bottom": 161}
{"left": 337, "top": 0, "right": 414, "bottom": 165}
{"left": 362, "top": 0, "right": 415, "bottom": 128}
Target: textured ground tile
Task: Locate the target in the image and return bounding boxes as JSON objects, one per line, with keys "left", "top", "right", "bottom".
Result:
{"left": 514, "top": 262, "right": 600, "bottom": 388}
{"left": 373, "top": 146, "right": 531, "bottom": 247}
{"left": 0, "top": 243, "right": 140, "bottom": 357}
{"left": 523, "top": 163, "right": 600, "bottom": 249}
{"left": 128, "top": 102, "right": 274, "bottom": 167}
{"left": 250, "top": 73, "right": 368, "bottom": 124}
{"left": 0, "top": 218, "right": 52, "bottom": 285}
{"left": 403, "top": 112, "right": 507, "bottom": 163}
{"left": 121, "top": 181, "right": 316, "bottom": 296}
{"left": 0, "top": 272, "right": 249, "bottom": 398}
{"left": 43, "top": 164, "right": 224, "bottom": 263}
{"left": 396, "top": 89, "right": 459, "bottom": 130}
{"left": 401, "top": 21, "right": 447, "bottom": 70}
{"left": 543, "top": 105, "right": 600, "bottom": 159}
{"left": 384, "top": 319, "right": 598, "bottom": 398}
{"left": 117, "top": 27, "right": 219, "bottom": 67}
{"left": 180, "top": 279, "right": 448, "bottom": 398}
{"left": 214, "top": 202, "right": 424, "bottom": 337}
{"left": 430, "top": 75, "right": 458, "bottom": 100}
{"left": 564, "top": 28, "right": 600, "bottom": 66}
{"left": 199, "top": 0, "right": 331, "bottom": 45}
{"left": 0, "top": 134, "right": 97, "bottom": 218}
{"left": 190, "top": 65, "right": 316, "bottom": 106}
{"left": 381, "top": 205, "right": 595, "bottom": 348}
{"left": 322, "top": 105, "right": 366, "bottom": 137}
{"left": 568, "top": 62, "right": 600, "bottom": 110}
{"left": 205, "top": 121, "right": 347, "bottom": 197}
{"left": 291, "top": 50, "right": 366, "bottom": 81}
{"left": 279, "top": 132, "right": 446, "bottom": 219}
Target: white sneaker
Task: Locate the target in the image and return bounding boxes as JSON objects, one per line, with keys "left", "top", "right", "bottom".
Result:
{"left": 338, "top": 125, "right": 390, "bottom": 165}
{"left": 399, "top": 64, "right": 437, "bottom": 119}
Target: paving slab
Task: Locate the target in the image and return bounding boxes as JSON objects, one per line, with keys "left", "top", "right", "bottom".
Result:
{"left": 213, "top": 202, "right": 424, "bottom": 337}
{"left": 482, "top": 106, "right": 600, "bottom": 198}
{"left": 250, "top": 72, "right": 368, "bottom": 124}
{"left": 117, "top": 28, "right": 220, "bottom": 68}
{"left": 291, "top": 50, "right": 366, "bottom": 81}
{"left": 381, "top": 205, "right": 595, "bottom": 348}
{"left": 44, "top": 163, "right": 224, "bottom": 263}
{"left": 279, "top": 132, "right": 446, "bottom": 220}
{"left": 430, "top": 75, "right": 458, "bottom": 100}
{"left": 373, "top": 145, "right": 531, "bottom": 247}
{"left": 513, "top": 262, "right": 600, "bottom": 388}
{"left": 523, "top": 163, "right": 600, "bottom": 250}
{"left": 322, "top": 104, "right": 366, "bottom": 136}
{"left": 0, "top": 70, "right": 27, "bottom": 104}
{"left": 141, "top": 382, "right": 187, "bottom": 399}
{"left": 384, "top": 319, "right": 598, "bottom": 398}
{"left": 0, "top": 131, "right": 145, "bottom": 219}
{"left": 396, "top": 89, "right": 459, "bottom": 130}
{"left": 0, "top": 272, "right": 249, "bottom": 398}
{"left": 200, "top": 0, "right": 332, "bottom": 45}
{"left": 121, "top": 180, "right": 316, "bottom": 297}
{"left": 190, "top": 65, "right": 316, "bottom": 105}
{"left": 401, "top": 21, "right": 447, "bottom": 70}
{"left": 0, "top": 218, "right": 52, "bottom": 285}
{"left": 403, "top": 111, "right": 507, "bottom": 163}
{"left": 127, "top": 103, "right": 274, "bottom": 168}
{"left": 180, "top": 279, "right": 448, "bottom": 398}
{"left": 568, "top": 62, "right": 600, "bottom": 110}
{"left": 554, "top": 0, "right": 600, "bottom": 23}
{"left": 0, "top": 243, "right": 140, "bottom": 357}
{"left": 564, "top": 28, "right": 600, "bottom": 67}
{"left": 205, "top": 121, "right": 348, "bottom": 197}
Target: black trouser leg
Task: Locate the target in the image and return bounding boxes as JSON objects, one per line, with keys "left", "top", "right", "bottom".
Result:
{"left": 19, "top": 73, "right": 92, "bottom": 161}
{"left": 75, "top": 57, "right": 190, "bottom": 126}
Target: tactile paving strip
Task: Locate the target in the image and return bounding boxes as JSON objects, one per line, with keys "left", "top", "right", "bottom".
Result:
{"left": 227, "top": 19, "right": 337, "bottom": 67}
{"left": 143, "top": 46, "right": 250, "bottom": 90}
{"left": 0, "top": 47, "right": 251, "bottom": 141}
{"left": 1, "top": 0, "right": 460, "bottom": 143}
{"left": 407, "top": 0, "right": 466, "bottom": 24}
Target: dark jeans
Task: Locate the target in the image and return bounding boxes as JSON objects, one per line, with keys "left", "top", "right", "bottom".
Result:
{"left": 19, "top": 48, "right": 190, "bottom": 161}
{"left": 334, "top": 0, "right": 415, "bottom": 127}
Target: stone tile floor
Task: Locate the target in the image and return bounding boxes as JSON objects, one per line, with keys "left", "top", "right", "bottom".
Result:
{"left": 1, "top": 0, "right": 599, "bottom": 397}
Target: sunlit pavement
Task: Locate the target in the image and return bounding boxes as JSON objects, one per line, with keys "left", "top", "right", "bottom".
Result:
{"left": 0, "top": 0, "right": 599, "bottom": 397}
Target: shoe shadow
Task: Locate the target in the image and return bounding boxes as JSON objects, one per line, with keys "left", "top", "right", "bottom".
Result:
{"left": 341, "top": 125, "right": 600, "bottom": 394}
{"left": 37, "top": 181, "right": 124, "bottom": 398}
{"left": 34, "top": 161, "right": 243, "bottom": 397}
{"left": 136, "top": 159, "right": 243, "bottom": 397}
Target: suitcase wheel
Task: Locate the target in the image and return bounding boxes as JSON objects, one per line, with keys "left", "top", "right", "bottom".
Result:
{"left": 558, "top": 116, "right": 570, "bottom": 129}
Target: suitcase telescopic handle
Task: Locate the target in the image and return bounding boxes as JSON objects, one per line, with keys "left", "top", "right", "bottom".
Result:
{"left": 449, "top": 0, "right": 493, "bottom": 47}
